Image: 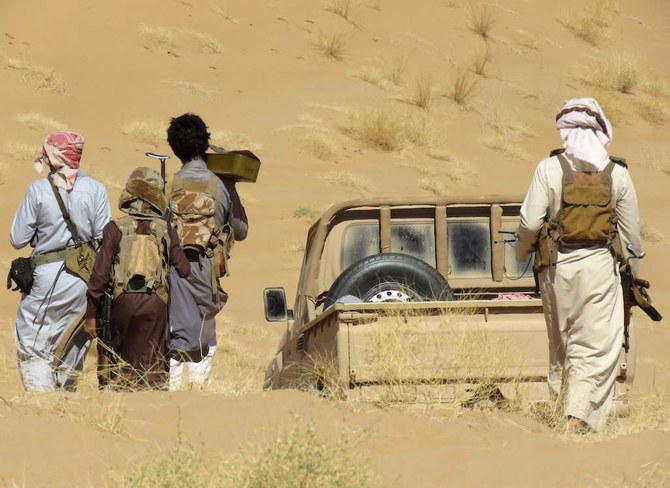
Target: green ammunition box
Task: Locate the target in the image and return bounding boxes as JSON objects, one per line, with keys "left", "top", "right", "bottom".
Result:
{"left": 205, "top": 149, "right": 261, "bottom": 183}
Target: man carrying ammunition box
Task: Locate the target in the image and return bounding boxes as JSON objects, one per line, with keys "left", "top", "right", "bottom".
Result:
{"left": 516, "top": 97, "right": 642, "bottom": 433}
{"left": 166, "top": 113, "right": 248, "bottom": 390}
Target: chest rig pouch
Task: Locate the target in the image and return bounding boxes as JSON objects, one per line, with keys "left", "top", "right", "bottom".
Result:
{"left": 112, "top": 216, "right": 169, "bottom": 303}
{"left": 556, "top": 153, "right": 616, "bottom": 249}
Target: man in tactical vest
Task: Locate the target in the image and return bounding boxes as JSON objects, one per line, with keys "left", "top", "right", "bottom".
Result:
{"left": 516, "top": 98, "right": 642, "bottom": 433}
{"left": 85, "top": 167, "right": 190, "bottom": 389}
{"left": 166, "top": 113, "right": 248, "bottom": 390}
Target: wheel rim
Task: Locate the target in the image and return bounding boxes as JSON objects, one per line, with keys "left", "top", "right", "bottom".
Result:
{"left": 362, "top": 282, "right": 423, "bottom": 303}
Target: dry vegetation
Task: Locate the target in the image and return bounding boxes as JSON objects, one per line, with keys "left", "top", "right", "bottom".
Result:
{"left": 640, "top": 221, "right": 664, "bottom": 243}
{"left": 472, "top": 45, "right": 493, "bottom": 77}
{"left": 343, "top": 108, "right": 431, "bottom": 151}
{"left": 325, "top": 0, "right": 353, "bottom": 21}
{"left": 448, "top": 69, "right": 478, "bottom": 106}
{"left": 121, "top": 120, "right": 166, "bottom": 146}
{"left": 480, "top": 105, "right": 532, "bottom": 162}
{"left": 293, "top": 206, "right": 321, "bottom": 222}
{"left": 14, "top": 112, "right": 67, "bottom": 133}
{"left": 4, "top": 55, "right": 66, "bottom": 93}
{"left": 562, "top": 0, "right": 613, "bottom": 46}
{"left": 314, "top": 32, "right": 346, "bottom": 61}
{"left": 303, "top": 132, "right": 337, "bottom": 159}
{"left": 321, "top": 171, "right": 373, "bottom": 196}
{"left": 591, "top": 54, "right": 639, "bottom": 95}
{"left": 410, "top": 75, "right": 433, "bottom": 110}
{"left": 137, "top": 24, "right": 223, "bottom": 54}
{"left": 469, "top": 5, "right": 495, "bottom": 40}
{"left": 3, "top": 142, "right": 37, "bottom": 162}
{"left": 120, "top": 422, "right": 374, "bottom": 488}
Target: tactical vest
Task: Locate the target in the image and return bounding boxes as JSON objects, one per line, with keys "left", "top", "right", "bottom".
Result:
{"left": 170, "top": 175, "right": 235, "bottom": 294}
{"left": 556, "top": 153, "right": 616, "bottom": 249}
{"left": 112, "top": 216, "right": 169, "bottom": 303}
{"left": 170, "top": 175, "right": 219, "bottom": 254}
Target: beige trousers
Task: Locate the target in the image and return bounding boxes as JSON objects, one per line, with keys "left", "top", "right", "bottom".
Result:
{"left": 539, "top": 247, "right": 623, "bottom": 431}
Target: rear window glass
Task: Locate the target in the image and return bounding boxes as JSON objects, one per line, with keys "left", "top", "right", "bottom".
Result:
{"left": 447, "top": 220, "right": 491, "bottom": 278}
{"left": 340, "top": 221, "right": 437, "bottom": 272}
{"left": 391, "top": 222, "right": 436, "bottom": 268}
{"left": 340, "top": 222, "right": 380, "bottom": 270}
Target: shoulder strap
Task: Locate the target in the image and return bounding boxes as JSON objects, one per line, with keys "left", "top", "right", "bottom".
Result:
{"left": 556, "top": 153, "right": 574, "bottom": 185}
{"left": 610, "top": 156, "right": 628, "bottom": 168}
{"left": 48, "top": 176, "right": 83, "bottom": 246}
{"left": 549, "top": 148, "right": 565, "bottom": 157}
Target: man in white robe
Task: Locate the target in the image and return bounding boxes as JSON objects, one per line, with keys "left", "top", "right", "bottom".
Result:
{"left": 10, "top": 131, "right": 111, "bottom": 391}
{"left": 516, "top": 98, "right": 641, "bottom": 432}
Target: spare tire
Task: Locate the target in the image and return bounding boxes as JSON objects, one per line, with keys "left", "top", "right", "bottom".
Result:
{"left": 324, "top": 253, "right": 454, "bottom": 309}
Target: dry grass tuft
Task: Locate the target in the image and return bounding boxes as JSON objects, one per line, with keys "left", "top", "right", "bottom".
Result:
{"left": 388, "top": 53, "right": 408, "bottom": 86}
{"left": 448, "top": 69, "right": 478, "bottom": 106}
{"left": 322, "top": 171, "right": 372, "bottom": 195}
{"left": 5, "top": 56, "right": 66, "bottom": 93}
{"left": 210, "top": 130, "right": 260, "bottom": 150}
{"left": 361, "top": 311, "right": 525, "bottom": 406}
{"left": 293, "top": 206, "right": 321, "bottom": 222}
{"left": 637, "top": 95, "right": 669, "bottom": 125}
{"left": 481, "top": 105, "right": 532, "bottom": 137}
{"left": 211, "top": 4, "right": 240, "bottom": 24}
{"left": 515, "top": 30, "right": 539, "bottom": 51}
{"left": 562, "top": 0, "right": 612, "bottom": 46}
{"left": 325, "top": 0, "right": 353, "bottom": 21}
{"left": 137, "top": 24, "right": 178, "bottom": 47}
{"left": 355, "top": 66, "right": 391, "bottom": 90}
{"left": 640, "top": 221, "right": 664, "bottom": 243}
{"left": 592, "top": 89, "right": 624, "bottom": 126}
{"left": 14, "top": 112, "right": 66, "bottom": 132}
{"left": 162, "top": 80, "right": 217, "bottom": 97}
{"left": 469, "top": 5, "right": 495, "bottom": 40}
{"left": 472, "top": 45, "right": 493, "bottom": 77}
{"left": 120, "top": 120, "right": 166, "bottom": 146}
{"left": 418, "top": 177, "right": 446, "bottom": 196}
{"left": 3, "top": 142, "right": 36, "bottom": 162}
{"left": 224, "top": 423, "right": 374, "bottom": 488}
{"left": 343, "top": 109, "right": 431, "bottom": 151}
{"left": 314, "top": 32, "right": 346, "bottom": 61}
{"left": 410, "top": 76, "right": 433, "bottom": 110}
{"left": 189, "top": 31, "right": 224, "bottom": 54}
{"left": 482, "top": 133, "right": 528, "bottom": 163}
{"left": 591, "top": 54, "right": 639, "bottom": 94}
{"left": 303, "top": 132, "right": 337, "bottom": 159}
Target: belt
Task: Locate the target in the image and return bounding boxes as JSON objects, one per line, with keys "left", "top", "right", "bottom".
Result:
{"left": 30, "top": 248, "right": 71, "bottom": 267}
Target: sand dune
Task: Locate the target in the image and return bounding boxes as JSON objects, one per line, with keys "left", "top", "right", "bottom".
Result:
{"left": 1, "top": 0, "right": 669, "bottom": 485}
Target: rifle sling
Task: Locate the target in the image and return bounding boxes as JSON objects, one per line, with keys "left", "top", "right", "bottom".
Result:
{"left": 48, "top": 176, "right": 84, "bottom": 246}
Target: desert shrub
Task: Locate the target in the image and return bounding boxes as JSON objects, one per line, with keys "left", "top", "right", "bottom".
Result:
{"left": 14, "top": 112, "right": 66, "bottom": 132}
{"left": 5, "top": 56, "right": 65, "bottom": 93}
{"left": 562, "top": 0, "right": 612, "bottom": 46}
{"left": 322, "top": 171, "right": 372, "bottom": 195}
{"left": 325, "top": 0, "right": 353, "bottom": 20}
{"left": 343, "top": 109, "right": 431, "bottom": 151}
{"left": 470, "top": 5, "right": 495, "bottom": 40}
{"left": 224, "top": 424, "right": 374, "bottom": 488}
{"left": 303, "top": 132, "right": 336, "bottom": 159}
{"left": 121, "top": 120, "right": 166, "bottom": 146}
{"left": 472, "top": 45, "right": 493, "bottom": 77}
{"left": 591, "top": 54, "right": 639, "bottom": 94}
{"left": 293, "top": 206, "right": 321, "bottom": 222}
{"left": 411, "top": 76, "right": 433, "bottom": 110}
{"left": 449, "top": 70, "right": 477, "bottom": 106}
{"left": 314, "top": 32, "right": 346, "bottom": 60}
{"left": 638, "top": 95, "right": 669, "bottom": 125}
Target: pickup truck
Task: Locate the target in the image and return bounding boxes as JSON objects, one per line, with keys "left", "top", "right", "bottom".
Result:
{"left": 262, "top": 196, "right": 634, "bottom": 410}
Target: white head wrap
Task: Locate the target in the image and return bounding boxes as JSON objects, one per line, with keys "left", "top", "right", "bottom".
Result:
{"left": 556, "top": 97, "right": 612, "bottom": 171}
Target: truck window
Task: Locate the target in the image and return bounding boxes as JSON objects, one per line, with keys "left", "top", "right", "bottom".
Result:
{"left": 391, "top": 222, "right": 436, "bottom": 268}
{"left": 447, "top": 219, "right": 491, "bottom": 278}
{"left": 340, "top": 222, "right": 380, "bottom": 270}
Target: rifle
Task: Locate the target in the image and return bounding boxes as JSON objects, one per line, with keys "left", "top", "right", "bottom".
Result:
{"left": 621, "top": 245, "right": 663, "bottom": 352}
{"left": 96, "top": 287, "right": 114, "bottom": 387}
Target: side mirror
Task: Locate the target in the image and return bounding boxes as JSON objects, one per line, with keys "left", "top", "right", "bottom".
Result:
{"left": 264, "top": 287, "right": 288, "bottom": 322}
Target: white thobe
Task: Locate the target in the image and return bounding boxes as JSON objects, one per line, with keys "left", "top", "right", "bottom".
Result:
{"left": 516, "top": 154, "right": 641, "bottom": 431}
{"left": 10, "top": 172, "right": 111, "bottom": 391}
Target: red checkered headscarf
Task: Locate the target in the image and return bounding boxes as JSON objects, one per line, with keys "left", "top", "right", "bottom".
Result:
{"left": 34, "top": 131, "right": 85, "bottom": 190}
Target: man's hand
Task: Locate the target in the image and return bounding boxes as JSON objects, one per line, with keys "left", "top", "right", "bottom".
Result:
{"left": 84, "top": 318, "right": 97, "bottom": 340}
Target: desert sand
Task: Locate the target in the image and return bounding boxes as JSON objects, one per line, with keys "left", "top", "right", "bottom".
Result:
{"left": 0, "top": 0, "right": 669, "bottom": 486}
